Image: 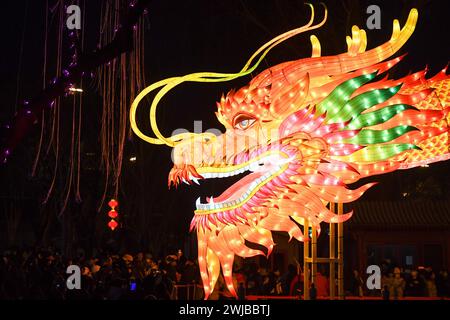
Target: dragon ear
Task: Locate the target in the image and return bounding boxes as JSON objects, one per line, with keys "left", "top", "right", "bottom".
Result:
{"left": 270, "top": 72, "right": 310, "bottom": 118}
{"left": 215, "top": 110, "right": 231, "bottom": 129}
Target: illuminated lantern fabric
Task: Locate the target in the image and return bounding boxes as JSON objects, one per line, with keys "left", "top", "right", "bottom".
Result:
{"left": 130, "top": 7, "right": 449, "bottom": 298}
{"left": 108, "top": 199, "right": 118, "bottom": 209}
{"left": 108, "top": 210, "right": 118, "bottom": 219}
{"left": 108, "top": 219, "right": 118, "bottom": 231}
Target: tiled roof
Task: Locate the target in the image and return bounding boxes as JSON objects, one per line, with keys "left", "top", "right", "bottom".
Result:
{"left": 347, "top": 200, "right": 450, "bottom": 229}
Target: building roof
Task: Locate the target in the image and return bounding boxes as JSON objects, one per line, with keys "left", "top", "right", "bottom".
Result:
{"left": 347, "top": 200, "right": 450, "bottom": 229}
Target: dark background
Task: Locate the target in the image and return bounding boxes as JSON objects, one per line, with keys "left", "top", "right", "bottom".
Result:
{"left": 0, "top": 0, "right": 449, "bottom": 256}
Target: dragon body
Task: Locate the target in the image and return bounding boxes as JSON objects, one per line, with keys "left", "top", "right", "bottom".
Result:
{"left": 130, "top": 7, "right": 449, "bottom": 298}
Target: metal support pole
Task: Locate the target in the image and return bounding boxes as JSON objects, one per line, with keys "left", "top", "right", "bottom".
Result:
{"left": 337, "top": 202, "right": 344, "bottom": 299}
{"left": 303, "top": 218, "right": 310, "bottom": 300}
{"left": 311, "top": 224, "right": 317, "bottom": 286}
{"left": 329, "top": 202, "right": 336, "bottom": 299}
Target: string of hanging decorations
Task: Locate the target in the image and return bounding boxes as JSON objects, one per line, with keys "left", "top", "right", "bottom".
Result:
{"left": 0, "top": 0, "right": 151, "bottom": 216}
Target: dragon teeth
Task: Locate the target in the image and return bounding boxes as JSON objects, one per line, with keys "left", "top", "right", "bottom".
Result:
{"left": 194, "top": 153, "right": 291, "bottom": 211}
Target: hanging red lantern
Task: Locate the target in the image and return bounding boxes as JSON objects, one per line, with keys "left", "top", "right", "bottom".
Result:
{"left": 108, "top": 199, "right": 118, "bottom": 209}
{"left": 108, "top": 219, "right": 118, "bottom": 231}
{"left": 108, "top": 209, "right": 118, "bottom": 219}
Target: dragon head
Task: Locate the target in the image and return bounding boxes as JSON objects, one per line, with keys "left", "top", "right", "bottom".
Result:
{"left": 169, "top": 72, "right": 354, "bottom": 235}
{"left": 130, "top": 6, "right": 450, "bottom": 298}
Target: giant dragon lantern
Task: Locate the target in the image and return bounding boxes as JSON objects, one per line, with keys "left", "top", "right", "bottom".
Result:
{"left": 130, "top": 6, "right": 449, "bottom": 299}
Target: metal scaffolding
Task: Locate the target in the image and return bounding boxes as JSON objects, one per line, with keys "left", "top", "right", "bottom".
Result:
{"left": 303, "top": 202, "right": 344, "bottom": 300}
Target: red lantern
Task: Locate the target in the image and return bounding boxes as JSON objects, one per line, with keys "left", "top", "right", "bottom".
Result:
{"left": 108, "top": 209, "right": 118, "bottom": 219}
{"left": 108, "top": 199, "right": 118, "bottom": 209}
{"left": 108, "top": 219, "right": 118, "bottom": 231}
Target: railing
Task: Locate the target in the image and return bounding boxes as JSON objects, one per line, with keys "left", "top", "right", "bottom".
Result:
{"left": 171, "top": 283, "right": 204, "bottom": 300}
{"left": 169, "top": 284, "right": 450, "bottom": 300}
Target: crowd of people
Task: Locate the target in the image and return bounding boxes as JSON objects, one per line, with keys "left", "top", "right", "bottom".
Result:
{"left": 1, "top": 247, "right": 450, "bottom": 300}
{"left": 0, "top": 247, "right": 200, "bottom": 300}
{"left": 350, "top": 267, "right": 450, "bottom": 299}
{"left": 0, "top": 246, "right": 300, "bottom": 300}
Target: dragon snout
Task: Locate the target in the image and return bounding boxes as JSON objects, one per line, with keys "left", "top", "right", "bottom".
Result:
{"left": 169, "top": 133, "right": 219, "bottom": 188}
{"left": 171, "top": 133, "right": 220, "bottom": 166}
{"left": 168, "top": 164, "right": 203, "bottom": 188}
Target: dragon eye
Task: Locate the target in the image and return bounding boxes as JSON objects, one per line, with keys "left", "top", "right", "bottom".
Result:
{"left": 233, "top": 114, "right": 256, "bottom": 130}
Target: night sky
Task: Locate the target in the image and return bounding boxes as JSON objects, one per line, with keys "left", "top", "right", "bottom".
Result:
{"left": 0, "top": 0, "right": 449, "bottom": 250}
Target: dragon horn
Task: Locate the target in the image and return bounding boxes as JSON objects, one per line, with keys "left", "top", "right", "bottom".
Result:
{"left": 336, "top": 8, "right": 418, "bottom": 73}
{"left": 251, "top": 9, "right": 418, "bottom": 89}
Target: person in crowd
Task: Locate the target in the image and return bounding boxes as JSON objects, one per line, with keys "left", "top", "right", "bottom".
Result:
{"left": 316, "top": 272, "right": 329, "bottom": 297}
{"left": 436, "top": 270, "right": 450, "bottom": 297}
{"left": 349, "top": 269, "right": 364, "bottom": 297}
{"left": 245, "top": 263, "right": 262, "bottom": 295}
{"left": 425, "top": 271, "right": 437, "bottom": 297}
{"left": 280, "top": 264, "right": 297, "bottom": 296}
{"left": 237, "top": 282, "right": 246, "bottom": 300}
{"left": 388, "top": 268, "right": 406, "bottom": 299}
{"left": 309, "top": 283, "right": 317, "bottom": 300}
{"left": 382, "top": 284, "right": 390, "bottom": 300}
{"left": 405, "top": 270, "right": 425, "bottom": 297}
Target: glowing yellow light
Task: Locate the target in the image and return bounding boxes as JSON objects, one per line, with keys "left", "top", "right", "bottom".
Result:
{"left": 68, "top": 87, "right": 83, "bottom": 93}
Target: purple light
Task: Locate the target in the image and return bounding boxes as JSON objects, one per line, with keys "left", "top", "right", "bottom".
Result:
{"left": 5, "top": 149, "right": 10, "bottom": 156}
{"left": 5, "top": 125, "right": 10, "bottom": 129}
{"left": 25, "top": 110, "right": 32, "bottom": 115}
{"left": 63, "top": 69, "right": 70, "bottom": 77}
{"left": 49, "top": 101, "right": 55, "bottom": 108}
{"left": 133, "top": 25, "right": 137, "bottom": 30}
{"left": 24, "top": 100, "right": 29, "bottom": 105}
